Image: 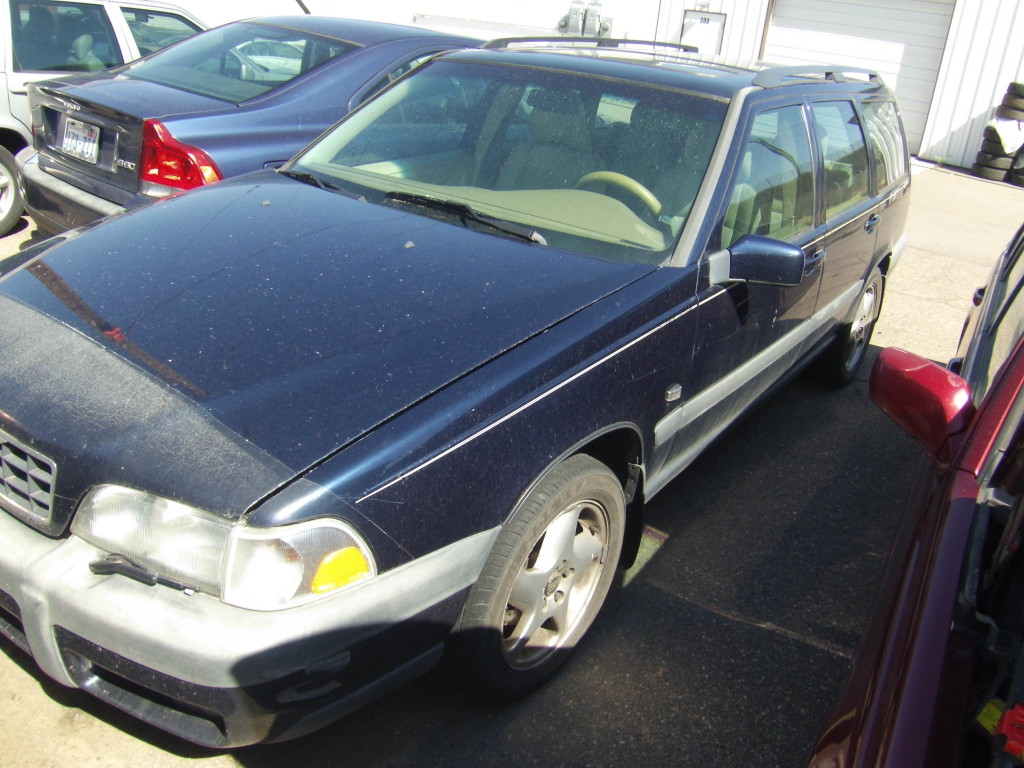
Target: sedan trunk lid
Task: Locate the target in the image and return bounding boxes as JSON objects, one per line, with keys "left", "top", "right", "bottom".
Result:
{"left": 30, "top": 75, "right": 231, "bottom": 198}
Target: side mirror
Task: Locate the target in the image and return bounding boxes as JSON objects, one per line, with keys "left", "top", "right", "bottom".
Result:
{"left": 708, "top": 234, "right": 806, "bottom": 287}
{"left": 869, "top": 347, "right": 976, "bottom": 461}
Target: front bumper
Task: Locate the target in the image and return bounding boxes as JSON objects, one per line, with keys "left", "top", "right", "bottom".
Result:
{"left": 16, "top": 148, "right": 125, "bottom": 235}
{"left": 0, "top": 508, "right": 497, "bottom": 746}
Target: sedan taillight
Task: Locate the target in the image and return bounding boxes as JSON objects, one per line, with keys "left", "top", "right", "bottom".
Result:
{"left": 139, "top": 120, "right": 221, "bottom": 195}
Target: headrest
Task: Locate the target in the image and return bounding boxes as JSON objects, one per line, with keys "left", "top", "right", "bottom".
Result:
{"left": 527, "top": 89, "right": 584, "bottom": 116}
{"left": 527, "top": 89, "right": 591, "bottom": 151}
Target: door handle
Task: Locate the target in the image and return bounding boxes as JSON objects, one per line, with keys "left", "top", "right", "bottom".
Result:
{"left": 804, "top": 249, "right": 825, "bottom": 276}
{"left": 864, "top": 214, "right": 880, "bottom": 232}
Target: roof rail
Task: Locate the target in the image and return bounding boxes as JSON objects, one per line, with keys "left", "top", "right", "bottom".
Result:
{"left": 753, "top": 65, "right": 884, "bottom": 88}
{"left": 483, "top": 37, "right": 699, "bottom": 57}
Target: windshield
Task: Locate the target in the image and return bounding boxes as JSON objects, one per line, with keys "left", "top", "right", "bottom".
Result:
{"left": 290, "top": 58, "right": 726, "bottom": 263}
{"left": 121, "top": 22, "right": 358, "bottom": 103}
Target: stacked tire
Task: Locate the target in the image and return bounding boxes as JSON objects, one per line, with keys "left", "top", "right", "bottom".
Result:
{"left": 998, "top": 82, "right": 1024, "bottom": 122}
{"left": 973, "top": 82, "right": 1024, "bottom": 186}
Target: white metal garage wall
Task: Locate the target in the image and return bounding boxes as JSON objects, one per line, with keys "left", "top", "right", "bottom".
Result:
{"left": 762, "top": 0, "right": 955, "bottom": 154}
{"left": 919, "top": 0, "right": 1024, "bottom": 168}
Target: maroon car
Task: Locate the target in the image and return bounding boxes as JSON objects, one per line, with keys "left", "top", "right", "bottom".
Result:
{"left": 807, "top": 221, "right": 1024, "bottom": 767}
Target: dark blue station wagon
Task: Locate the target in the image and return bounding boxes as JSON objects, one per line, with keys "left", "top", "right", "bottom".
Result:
{"left": 0, "top": 40, "right": 910, "bottom": 747}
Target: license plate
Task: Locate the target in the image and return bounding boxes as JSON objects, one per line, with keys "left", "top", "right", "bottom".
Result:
{"left": 61, "top": 117, "right": 100, "bottom": 164}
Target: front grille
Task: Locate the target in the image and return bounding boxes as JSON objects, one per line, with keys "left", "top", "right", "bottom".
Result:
{"left": 0, "top": 430, "right": 57, "bottom": 525}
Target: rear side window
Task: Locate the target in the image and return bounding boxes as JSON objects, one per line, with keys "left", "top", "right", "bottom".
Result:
{"left": 11, "top": 0, "right": 124, "bottom": 71}
{"left": 860, "top": 100, "right": 907, "bottom": 191}
{"left": 357, "top": 52, "right": 439, "bottom": 106}
{"left": 811, "top": 101, "right": 870, "bottom": 218}
{"left": 123, "top": 21, "right": 358, "bottom": 102}
{"left": 722, "top": 104, "right": 814, "bottom": 247}
{"left": 121, "top": 6, "right": 201, "bottom": 56}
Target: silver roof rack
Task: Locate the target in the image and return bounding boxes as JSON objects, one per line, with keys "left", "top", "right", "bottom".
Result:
{"left": 483, "top": 37, "right": 699, "bottom": 58}
{"left": 753, "top": 65, "right": 884, "bottom": 88}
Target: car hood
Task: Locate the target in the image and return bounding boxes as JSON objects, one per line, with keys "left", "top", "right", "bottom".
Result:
{"left": 0, "top": 173, "right": 653, "bottom": 482}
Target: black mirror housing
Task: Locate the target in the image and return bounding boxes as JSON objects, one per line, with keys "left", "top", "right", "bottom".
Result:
{"left": 710, "top": 234, "right": 806, "bottom": 287}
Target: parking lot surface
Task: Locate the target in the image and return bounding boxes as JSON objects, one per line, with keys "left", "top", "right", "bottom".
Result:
{"left": 0, "top": 161, "right": 1021, "bottom": 767}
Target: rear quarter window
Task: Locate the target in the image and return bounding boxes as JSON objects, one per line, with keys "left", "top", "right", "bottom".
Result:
{"left": 860, "top": 100, "right": 907, "bottom": 191}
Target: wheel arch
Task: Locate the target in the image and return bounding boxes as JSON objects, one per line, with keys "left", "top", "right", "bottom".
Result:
{"left": 876, "top": 252, "right": 892, "bottom": 278}
{"left": 507, "top": 423, "right": 647, "bottom": 570}
{"left": 0, "top": 127, "right": 29, "bottom": 157}
{"left": 575, "top": 426, "right": 646, "bottom": 569}
{"left": 873, "top": 252, "right": 891, "bottom": 316}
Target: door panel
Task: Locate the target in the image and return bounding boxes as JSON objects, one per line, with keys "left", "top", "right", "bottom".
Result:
{"left": 655, "top": 103, "right": 821, "bottom": 475}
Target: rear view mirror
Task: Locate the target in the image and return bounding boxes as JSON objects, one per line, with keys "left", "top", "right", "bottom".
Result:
{"left": 869, "top": 347, "right": 976, "bottom": 462}
{"left": 708, "top": 234, "right": 806, "bottom": 287}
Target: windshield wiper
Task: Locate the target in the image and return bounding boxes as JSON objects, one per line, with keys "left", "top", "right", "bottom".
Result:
{"left": 277, "top": 168, "right": 343, "bottom": 192}
{"left": 385, "top": 191, "right": 547, "bottom": 245}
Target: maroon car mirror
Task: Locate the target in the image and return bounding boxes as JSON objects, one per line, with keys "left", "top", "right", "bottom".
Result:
{"left": 869, "top": 347, "right": 976, "bottom": 461}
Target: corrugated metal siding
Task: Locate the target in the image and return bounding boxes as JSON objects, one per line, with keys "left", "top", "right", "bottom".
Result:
{"left": 762, "top": 0, "right": 955, "bottom": 154}
{"left": 718, "top": 0, "right": 771, "bottom": 61}
{"left": 919, "top": 0, "right": 1024, "bottom": 167}
{"left": 654, "top": 0, "right": 770, "bottom": 61}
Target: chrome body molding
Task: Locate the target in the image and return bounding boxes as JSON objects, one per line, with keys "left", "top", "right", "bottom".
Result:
{"left": 357, "top": 292, "right": 725, "bottom": 504}
{"left": 647, "top": 280, "right": 862, "bottom": 498}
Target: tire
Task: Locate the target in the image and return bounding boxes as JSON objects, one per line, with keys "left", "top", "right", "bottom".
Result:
{"left": 1010, "top": 82, "right": 1024, "bottom": 98}
{"left": 996, "top": 104, "right": 1024, "bottom": 121}
{"left": 972, "top": 163, "right": 1009, "bottom": 181}
{"left": 448, "top": 453, "right": 625, "bottom": 701}
{"left": 1002, "top": 93, "right": 1024, "bottom": 110}
{"left": 975, "top": 152, "right": 1015, "bottom": 170}
{"left": 981, "top": 138, "right": 1008, "bottom": 155}
{"left": 811, "top": 266, "right": 884, "bottom": 386}
{"left": 0, "top": 146, "right": 24, "bottom": 235}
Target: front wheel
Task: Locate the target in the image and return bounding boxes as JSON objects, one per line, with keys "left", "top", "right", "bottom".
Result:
{"left": 811, "top": 266, "right": 884, "bottom": 386}
{"left": 0, "top": 146, "right": 24, "bottom": 235}
{"left": 448, "top": 454, "right": 625, "bottom": 700}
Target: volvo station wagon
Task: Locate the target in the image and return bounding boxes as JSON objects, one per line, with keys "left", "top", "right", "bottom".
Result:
{"left": 0, "top": 39, "right": 910, "bottom": 746}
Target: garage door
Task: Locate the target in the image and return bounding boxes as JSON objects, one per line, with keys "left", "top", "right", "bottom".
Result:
{"left": 762, "top": 0, "right": 955, "bottom": 153}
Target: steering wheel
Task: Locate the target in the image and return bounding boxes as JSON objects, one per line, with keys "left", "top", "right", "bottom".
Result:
{"left": 574, "top": 171, "right": 663, "bottom": 216}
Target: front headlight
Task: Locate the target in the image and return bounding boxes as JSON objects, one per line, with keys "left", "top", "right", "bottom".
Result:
{"left": 72, "top": 485, "right": 376, "bottom": 610}
{"left": 223, "top": 519, "right": 376, "bottom": 610}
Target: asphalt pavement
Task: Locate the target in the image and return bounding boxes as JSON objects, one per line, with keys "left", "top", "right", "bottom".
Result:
{"left": 0, "top": 161, "right": 1021, "bottom": 767}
